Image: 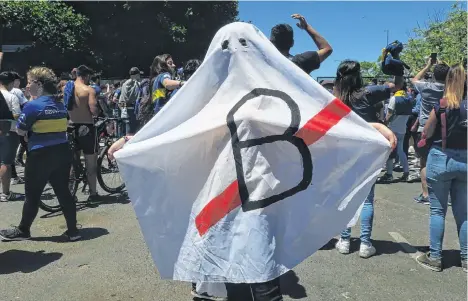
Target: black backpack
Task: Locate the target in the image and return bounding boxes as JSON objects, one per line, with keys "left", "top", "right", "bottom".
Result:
{"left": 0, "top": 91, "right": 14, "bottom": 135}
{"left": 137, "top": 78, "right": 155, "bottom": 126}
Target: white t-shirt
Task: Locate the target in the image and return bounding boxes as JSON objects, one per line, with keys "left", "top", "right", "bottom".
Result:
{"left": 0, "top": 89, "right": 21, "bottom": 131}
{"left": 387, "top": 96, "right": 409, "bottom": 135}
{"left": 10, "top": 87, "right": 28, "bottom": 106}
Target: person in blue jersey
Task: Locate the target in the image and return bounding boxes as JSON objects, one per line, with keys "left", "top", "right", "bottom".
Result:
{"left": 149, "top": 54, "right": 185, "bottom": 115}
{"left": 0, "top": 67, "right": 80, "bottom": 242}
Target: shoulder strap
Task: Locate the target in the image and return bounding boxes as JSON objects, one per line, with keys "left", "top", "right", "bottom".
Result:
{"left": 439, "top": 98, "right": 447, "bottom": 150}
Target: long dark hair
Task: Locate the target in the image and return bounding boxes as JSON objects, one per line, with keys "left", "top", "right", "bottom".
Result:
{"left": 150, "top": 54, "right": 172, "bottom": 79}
{"left": 334, "top": 60, "right": 363, "bottom": 108}
{"left": 149, "top": 54, "right": 172, "bottom": 96}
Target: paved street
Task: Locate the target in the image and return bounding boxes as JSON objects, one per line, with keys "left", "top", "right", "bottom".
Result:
{"left": 0, "top": 167, "right": 466, "bottom": 301}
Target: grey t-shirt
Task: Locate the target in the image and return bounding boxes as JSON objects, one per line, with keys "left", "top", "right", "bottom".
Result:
{"left": 414, "top": 80, "right": 445, "bottom": 132}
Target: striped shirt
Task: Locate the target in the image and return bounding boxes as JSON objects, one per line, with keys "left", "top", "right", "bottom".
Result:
{"left": 17, "top": 95, "right": 68, "bottom": 151}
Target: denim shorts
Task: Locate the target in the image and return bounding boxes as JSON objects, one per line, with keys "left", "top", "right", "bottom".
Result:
{"left": 0, "top": 132, "right": 20, "bottom": 165}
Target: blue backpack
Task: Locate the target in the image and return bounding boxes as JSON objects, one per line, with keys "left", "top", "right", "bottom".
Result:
{"left": 394, "top": 94, "right": 414, "bottom": 115}
{"left": 63, "top": 80, "right": 75, "bottom": 110}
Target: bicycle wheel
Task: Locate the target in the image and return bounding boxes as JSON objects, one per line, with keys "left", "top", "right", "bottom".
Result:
{"left": 97, "top": 143, "right": 125, "bottom": 194}
{"left": 39, "top": 151, "right": 80, "bottom": 213}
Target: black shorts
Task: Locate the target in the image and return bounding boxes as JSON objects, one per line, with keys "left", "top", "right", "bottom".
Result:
{"left": 415, "top": 132, "right": 430, "bottom": 160}
{"left": 72, "top": 124, "right": 98, "bottom": 155}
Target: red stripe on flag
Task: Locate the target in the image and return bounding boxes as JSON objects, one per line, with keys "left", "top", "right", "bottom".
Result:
{"left": 195, "top": 98, "right": 350, "bottom": 235}
{"left": 195, "top": 180, "right": 241, "bottom": 236}
{"left": 295, "top": 98, "right": 351, "bottom": 146}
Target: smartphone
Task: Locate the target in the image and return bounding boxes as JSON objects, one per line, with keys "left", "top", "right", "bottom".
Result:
{"left": 431, "top": 53, "right": 437, "bottom": 64}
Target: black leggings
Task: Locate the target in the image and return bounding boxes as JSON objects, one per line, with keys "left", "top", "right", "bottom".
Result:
{"left": 18, "top": 143, "right": 77, "bottom": 233}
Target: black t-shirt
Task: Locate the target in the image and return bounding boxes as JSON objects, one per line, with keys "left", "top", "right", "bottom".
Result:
{"left": 349, "top": 85, "right": 391, "bottom": 123}
{"left": 289, "top": 51, "right": 321, "bottom": 74}
{"left": 432, "top": 100, "right": 467, "bottom": 149}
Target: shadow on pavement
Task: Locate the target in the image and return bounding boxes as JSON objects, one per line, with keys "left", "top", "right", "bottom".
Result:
{"left": 279, "top": 270, "right": 307, "bottom": 299}
{"left": 39, "top": 193, "right": 129, "bottom": 219}
{"left": 30, "top": 227, "right": 109, "bottom": 243}
{"left": 0, "top": 250, "right": 62, "bottom": 274}
{"left": 99, "top": 193, "right": 130, "bottom": 205}
{"left": 222, "top": 270, "right": 306, "bottom": 300}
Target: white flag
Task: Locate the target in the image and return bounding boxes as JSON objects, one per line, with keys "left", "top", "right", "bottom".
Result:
{"left": 115, "top": 22, "right": 390, "bottom": 284}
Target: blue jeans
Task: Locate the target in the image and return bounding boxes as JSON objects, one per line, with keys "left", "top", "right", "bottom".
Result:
{"left": 341, "top": 184, "right": 375, "bottom": 245}
{"left": 426, "top": 146, "right": 467, "bottom": 260}
{"left": 385, "top": 133, "right": 408, "bottom": 174}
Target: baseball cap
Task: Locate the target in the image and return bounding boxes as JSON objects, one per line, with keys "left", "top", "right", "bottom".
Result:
{"left": 0, "top": 71, "right": 15, "bottom": 84}
{"left": 129, "top": 67, "right": 143, "bottom": 76}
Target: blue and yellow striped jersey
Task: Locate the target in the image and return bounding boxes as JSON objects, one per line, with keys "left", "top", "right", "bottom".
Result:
{"left": 17, "top": 95, "right": 68, "bottom": 151}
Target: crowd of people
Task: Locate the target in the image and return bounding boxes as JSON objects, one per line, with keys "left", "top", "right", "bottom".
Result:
{"left": 0, "top": 12, "right": 466, "bottom": 301}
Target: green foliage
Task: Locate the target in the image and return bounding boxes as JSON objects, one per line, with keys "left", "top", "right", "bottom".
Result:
{"left": 360, "top": 61, "right": 381, "bottom": 78}
{"left": 1, "top": 1, "right": 239, "bottom": 77}
{"left": 401, "top": 2, "right": 467, "bottom": 71}
{"left": 0, "top": 0, "right": 91, "bottom": 52}
{"left": 68, "top": 1, "right": 239, "bottom": 77}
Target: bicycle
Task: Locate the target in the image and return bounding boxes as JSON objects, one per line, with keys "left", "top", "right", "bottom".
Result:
{"left": 95, "top": 117, "right": 126, "bottom": 194}
{"left": 39, "top": 118, "right": 126, "bottom": 213}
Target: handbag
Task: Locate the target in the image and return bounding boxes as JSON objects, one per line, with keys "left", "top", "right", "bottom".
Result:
{"left": 417, "top": 98, "right": 447, "bottom": 150}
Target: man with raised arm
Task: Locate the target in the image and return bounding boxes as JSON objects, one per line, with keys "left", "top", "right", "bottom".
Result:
{"left": 270, "top": 13, "right": 333, "bottom": 74}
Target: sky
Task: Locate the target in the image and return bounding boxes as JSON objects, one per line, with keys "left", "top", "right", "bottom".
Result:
{"left": 238, "top": 1, "right": 460, "bottom": 79}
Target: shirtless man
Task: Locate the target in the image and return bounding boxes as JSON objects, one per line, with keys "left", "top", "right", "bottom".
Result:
{"left": 68, "top": 65, "right": 100, "bottom": 203}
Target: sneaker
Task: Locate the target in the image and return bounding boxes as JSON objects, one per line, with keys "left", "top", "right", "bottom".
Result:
{"left": 377, "top": 174, "right": 393, "bottom": 184}
{"left": 399, "top": 172, "right": 409, "bottom": 182}
{"left": 462, "top": 260, "right": 467, "bottom": 273}
{"left": 359, "top": 243, "right": 376, "bottom": 258}
{"left": 63, "top": 230, "right": 82, "bottom": 242}
{"left": 191, "top": 284, "right": 227, "bottom": 301}
{"left": 0, "top": 226, "right": 31, "bottom": 241}
{"left": 10, "top": 177, "right": 25, "bottom": 185}
{"left": 416, "top": 252, "right": 442, "bottom": 272}
{"left": 0, "top": 192, "right": 22, "bottom": 202}
{"left": 335, "top": 238, "right": 350, "bottom": 254}
{"left": 393, "top": 164, "right": 403, "bottom": 172}
{"left": 86, "top": 194, "right": 101, "bottom": 206}
{"left": 407, "top": 173, "right": 421, "bottom": 183}
{"left": 414, "top": 194, "right": 429, "bottom": 205}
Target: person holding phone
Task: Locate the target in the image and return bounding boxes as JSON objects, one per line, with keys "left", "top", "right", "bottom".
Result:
{"left": 411, "top": 57, "right": 450, "bottom": 205}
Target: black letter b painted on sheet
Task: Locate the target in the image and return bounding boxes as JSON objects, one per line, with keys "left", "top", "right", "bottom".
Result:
{"left": 226, "top": 88, "right": 313, "bottom": 212}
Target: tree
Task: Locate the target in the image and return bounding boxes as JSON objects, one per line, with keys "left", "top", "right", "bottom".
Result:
{"left": 0, "top": 1, "right": 92, "bottom": 74}
{"left": 70, "top": 1, "right": 238, "bottom": 78}
{"left": 360, "top": 61, "right": 381, "bottom": 78}
{"left": 401, "top": 2, "right": 467, "bottom": 71}
{"left": 0, "top": 1, "right": 90, "bottom": 52}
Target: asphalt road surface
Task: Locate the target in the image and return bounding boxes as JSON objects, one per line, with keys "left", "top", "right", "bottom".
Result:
{"left": 0, "top": 167, "right": 466, "bottom": 301}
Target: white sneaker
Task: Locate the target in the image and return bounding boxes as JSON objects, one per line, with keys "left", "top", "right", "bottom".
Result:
{"left": 335, "top": 238, "right": 350, "bottom": 254}
{"left": 359, "top": 243, "right": 376, "bottom": 258}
